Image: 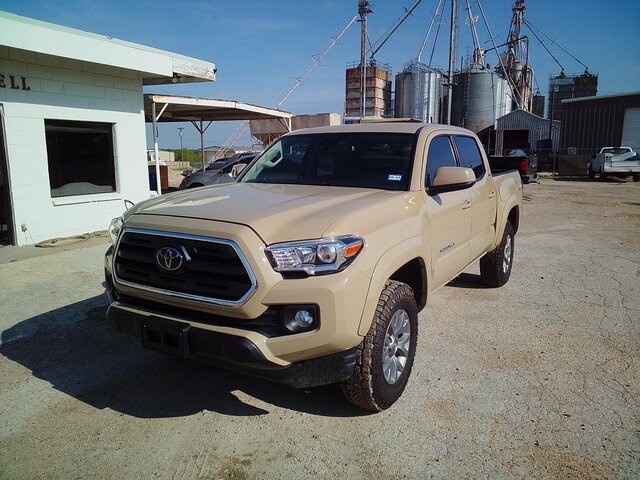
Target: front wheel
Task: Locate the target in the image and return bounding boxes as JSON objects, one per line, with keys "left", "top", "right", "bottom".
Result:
{"left": 480, "top": 221, "right": 514, "bottom": 287}
{"left": 341, "top": 281, "right": 418, "bottom": 412}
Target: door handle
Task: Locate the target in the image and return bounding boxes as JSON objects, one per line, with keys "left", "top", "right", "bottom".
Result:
{"left": 462, "top": 201, "right": 472, "bottom": 210}
{"left": 488, "top": 192, "right": 496, "bottom": 199}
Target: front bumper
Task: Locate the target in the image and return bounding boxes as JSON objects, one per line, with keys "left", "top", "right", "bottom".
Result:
{"left": 104, "top": 217, "right": 374, "bottom": 387}
{"left": 106, "top": 301, "right": 357, "bottom": 388}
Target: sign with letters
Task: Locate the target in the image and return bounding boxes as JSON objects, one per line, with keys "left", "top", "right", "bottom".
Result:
{"left": 0, "top": 74, "right": 31, "bottom": 91}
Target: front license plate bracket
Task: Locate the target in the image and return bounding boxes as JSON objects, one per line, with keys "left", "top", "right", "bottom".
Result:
{"left": 141, "top": 316, "right": 192, "bottom": 359}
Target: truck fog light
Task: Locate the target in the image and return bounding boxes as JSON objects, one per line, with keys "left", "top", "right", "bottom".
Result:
{"left": 295, "top": 310, "right": 314, "bottom": 327}
{"left": 281, "top": 305, "right": 318, "bottom": 333}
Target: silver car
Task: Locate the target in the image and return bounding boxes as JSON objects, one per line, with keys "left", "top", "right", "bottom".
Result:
{"left": 179, "top": 152, "right": 256, "bottom": 190}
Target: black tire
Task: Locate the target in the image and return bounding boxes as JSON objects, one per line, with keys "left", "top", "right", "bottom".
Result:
{"left": 187, "top": 183, "right": 204, "bottom": 189}
{"left": 633, "top": 174, "right": 640, "bottom": 183}
{"left": 588, "top": 168, "right": 595, "bottom": 179}
{"left": 341, "top": 281, "right": 418, "bottom": 412}
{"left": 600, "top": 171, "right": 608, "bottom": 181}
{"left": 480, "top": 221, "right": 514, "bottom": 288}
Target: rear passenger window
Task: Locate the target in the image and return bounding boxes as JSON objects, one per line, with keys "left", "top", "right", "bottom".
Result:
{"left": 425, "top": 136, "right": 457, "bottom": 187}
{"left": 453, "top": 135, "right": 485, "bottom": 179}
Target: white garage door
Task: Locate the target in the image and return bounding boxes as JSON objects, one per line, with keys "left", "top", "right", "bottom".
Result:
{"left": 621, "top": 107, "right": 640, "bottom": 152}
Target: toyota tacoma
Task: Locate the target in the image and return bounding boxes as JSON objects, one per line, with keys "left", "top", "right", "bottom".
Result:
{"left": 105, "top": 123, "right": 523, "bottom": 411}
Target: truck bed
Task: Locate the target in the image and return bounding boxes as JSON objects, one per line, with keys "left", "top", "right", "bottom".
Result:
{"left": 489, "top": 156, "right": 538, "bottom": 184}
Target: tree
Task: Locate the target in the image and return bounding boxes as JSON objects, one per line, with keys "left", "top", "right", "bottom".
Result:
{"left": 172, "top": 149, "right": 202, "bottom": 164}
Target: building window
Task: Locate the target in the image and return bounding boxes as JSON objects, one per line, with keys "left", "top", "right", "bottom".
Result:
{"left": 45, "top": 120, "right": 116, "bottom": 198}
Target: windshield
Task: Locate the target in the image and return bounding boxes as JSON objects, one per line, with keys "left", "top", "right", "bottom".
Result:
{"left": 602, "top": 148, "right": 630, "bottom": 155}
{"left": 240, "top": 132, "right": 415, "bottom": 191}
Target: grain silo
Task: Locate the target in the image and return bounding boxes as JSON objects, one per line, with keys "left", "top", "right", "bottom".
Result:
{"left": 394, "top": 61, "right": 443, "bottom": 123}
{"left": 451, "top": 63, "right": 511, "bottom": 132}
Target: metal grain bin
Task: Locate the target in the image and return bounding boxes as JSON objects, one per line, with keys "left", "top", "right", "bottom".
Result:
{"left": 394, "top": 62, "right": 442, "bottom": 123}
{"left": 452, "top": 64, "right": 511, "bottom": 133}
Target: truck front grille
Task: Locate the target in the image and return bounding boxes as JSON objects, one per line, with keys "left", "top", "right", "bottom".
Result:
{"left": 114, "top": 229, "right": 257, "bottom": 304}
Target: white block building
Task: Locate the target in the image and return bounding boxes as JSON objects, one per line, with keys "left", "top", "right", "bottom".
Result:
{"left": 0, "top": 11, "right": 215, "bottom": 246}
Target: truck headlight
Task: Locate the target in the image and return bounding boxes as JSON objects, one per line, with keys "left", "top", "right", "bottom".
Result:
{"left": 265, "top": 235, "right": 364, "bottom": 276}
{"left": 108, "top": 216, "right": 123, "bottom": 245}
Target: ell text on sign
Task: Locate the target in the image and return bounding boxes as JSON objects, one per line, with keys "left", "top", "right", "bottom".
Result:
{"left": 0, "top": 74, "right": 31, "bottom": 90}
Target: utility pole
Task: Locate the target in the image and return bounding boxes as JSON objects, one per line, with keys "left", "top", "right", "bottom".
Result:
{"left": 446, "top": 0, "right": 457, "bottom": 125}
{"left": 177, "top": 126, "right": 184, "bottom": 162}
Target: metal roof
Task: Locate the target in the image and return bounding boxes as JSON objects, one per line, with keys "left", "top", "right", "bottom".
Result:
{"left": 562, "top": 91, "right": 640, "bottom": 104}
{"left": 290, "top": 122, "right": 469, "bottom": 136}
{"left": 0, "top": 11, "right": 216, "bottom": 85}
{"left": 495, "top": 109, "right": 560, "bottom": 130}
{"left": 144, "top": 94, "right": 292, "bottom": 122}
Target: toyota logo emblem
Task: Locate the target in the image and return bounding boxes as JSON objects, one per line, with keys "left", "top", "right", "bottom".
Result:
{"left": 155, "top": 246, "right": 186, "bottom": 273}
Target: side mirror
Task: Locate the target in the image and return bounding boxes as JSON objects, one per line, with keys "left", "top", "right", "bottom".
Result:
{"left": 428, "top": 167, "right": 476, "bottom": 195}
{"left": 231, "top": 163, "right": 247, "bottom": 178}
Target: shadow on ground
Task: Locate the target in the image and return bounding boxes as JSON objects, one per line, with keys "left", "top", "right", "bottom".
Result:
{"left": 0, "top": 296, "right": 367, "bottom": 419}
{"left": 446, "top": 272, "right": 488, "bottom": 289}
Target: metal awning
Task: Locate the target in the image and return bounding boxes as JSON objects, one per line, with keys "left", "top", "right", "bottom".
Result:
{"left": 144, "top": 94, "right": 292, "bottom": 193}
{"left": 144, "top": 94, "right": 292, "bottom": 122}
{"left": 1, "top": 12, "right": 217, "bottom": 85}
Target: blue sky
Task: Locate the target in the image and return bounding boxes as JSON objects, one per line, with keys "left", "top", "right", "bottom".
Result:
{"left": 2, "top": 0, "right": 639, "bottom": 149}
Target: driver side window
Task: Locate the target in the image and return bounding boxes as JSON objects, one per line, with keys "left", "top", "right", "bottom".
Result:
{"left": 425, "top": 136, "right": 457, "bottom": 187}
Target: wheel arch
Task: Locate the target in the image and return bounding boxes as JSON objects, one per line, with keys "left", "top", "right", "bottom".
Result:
{"left": 358, "top": 237, "right": 430, "bottom": 336}
{"left": 508, "top": 205, "right": 520, "bottom": 234}
{"left": 389, "top": 257, "right": 427, "bottom": 311}
{"left": 494, "top": 201, "right": 520, "bottom": 247}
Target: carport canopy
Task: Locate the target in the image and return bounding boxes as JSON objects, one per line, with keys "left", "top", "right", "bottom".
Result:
{"left": 144, "top": 93, "right": 292, "bottom": 192}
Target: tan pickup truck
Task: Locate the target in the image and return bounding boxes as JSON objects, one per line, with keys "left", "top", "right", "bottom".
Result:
{"left": 105, "top": 123, "right": 522, "bottom": 411}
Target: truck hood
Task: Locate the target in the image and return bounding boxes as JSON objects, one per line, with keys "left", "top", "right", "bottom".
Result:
{"left": 128, "top": 183, "right": 401, "bottom": 244}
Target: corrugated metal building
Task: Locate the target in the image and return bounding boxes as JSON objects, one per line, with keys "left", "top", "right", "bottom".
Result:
{"left": 493, "top": 109, "right": 560, "bottom": 155}
{"left": 561, "top": 92, "right": 640, "bottom": 155}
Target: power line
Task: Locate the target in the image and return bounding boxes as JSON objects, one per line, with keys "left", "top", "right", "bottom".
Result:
{"left": 521, "top": 19, "right": 564, "bottom": 72}
{"left": 212, "top": 14, "right": 359, "bottom": 161}
{"left": 524, "top": 18, "right": 588, "bottom": 71}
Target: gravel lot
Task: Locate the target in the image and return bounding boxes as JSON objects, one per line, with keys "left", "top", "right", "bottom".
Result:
{"left": 1, "top": 177, "right": 638, "bottom": 479}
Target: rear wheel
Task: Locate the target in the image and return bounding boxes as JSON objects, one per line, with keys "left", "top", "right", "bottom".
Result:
{"left": 633, "top": 174, "right": 640, "bottom": 182}
{"left": 341, "top": 281, "right": 418, "bottom": 412}
{"left": 480, "top": 221, "right": 514, "bottom": 287}
{"left": 588, "top": 167, "right": 595, "bottom": 179}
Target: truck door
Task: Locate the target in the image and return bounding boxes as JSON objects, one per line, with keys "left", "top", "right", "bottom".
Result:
{"left": 452, "top": 135, "right": 497, "bottom": 261}
{"left": 422, "top": 135, "right": 471, "bottom": 288}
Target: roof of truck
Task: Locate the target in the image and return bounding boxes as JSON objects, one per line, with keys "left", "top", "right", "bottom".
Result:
{"left": 289, "top": 122, "right": 475, "bottom": 136}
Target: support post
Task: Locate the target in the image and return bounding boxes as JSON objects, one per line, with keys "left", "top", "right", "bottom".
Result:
{"left": 200, "top": 120, "right": 205, "bottom": 170}
{"left": 191, "top": 120, "right": 213, "bottom": 170}
{"left": 151, "top": 101, "right": 161, "bottom": 194}
{"left": 446, "top": 0, "right": 457, "bottom": 125}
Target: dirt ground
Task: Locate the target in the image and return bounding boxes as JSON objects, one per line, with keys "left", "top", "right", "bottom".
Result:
{"left": 0, "top": 176, "right": 638, "bottom": 479}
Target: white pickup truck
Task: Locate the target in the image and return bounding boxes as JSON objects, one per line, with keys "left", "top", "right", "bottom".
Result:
{"left": 589, "top": 147, "right": 640, "bottom": 181}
